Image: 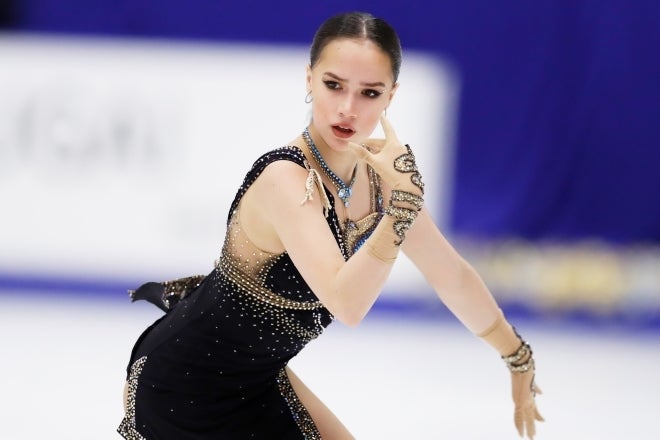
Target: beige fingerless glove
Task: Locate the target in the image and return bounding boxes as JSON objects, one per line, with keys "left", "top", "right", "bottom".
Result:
{"left": 365, "top": 216, "right": 402, "bottom": 263}
{"left": 478, "top": 310, "right": 545, "bottom": 439}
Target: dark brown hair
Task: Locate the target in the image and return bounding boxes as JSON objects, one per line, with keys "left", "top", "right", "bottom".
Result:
{"left": 310, "top": 12, "right": 402, "bottom": 83}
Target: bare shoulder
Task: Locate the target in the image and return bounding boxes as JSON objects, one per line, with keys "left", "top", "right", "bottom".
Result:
{"left": 252, "top": 158, "right": 310, "bottom": 203}
{"left": 238, "top": 156, "right": 324, "bottom": 253}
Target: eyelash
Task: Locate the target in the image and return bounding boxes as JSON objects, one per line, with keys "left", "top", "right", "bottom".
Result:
{"left": 323, "top": 80, "right": 382, "bottom": 99}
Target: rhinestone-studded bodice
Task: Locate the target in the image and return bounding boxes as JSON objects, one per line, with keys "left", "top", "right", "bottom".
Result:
{"left": 120, "top": 146, "right": 383, "bottom": 439}
{"left": 129, "top": 147, "right": 336, "bottom": 370}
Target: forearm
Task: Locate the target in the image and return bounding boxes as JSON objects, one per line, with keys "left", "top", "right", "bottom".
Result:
{"left": 432, "top": 259, "right": 503, "bottom": 335}
{"left": 330, "top": 216, "right": 400, "bottom": 326}
{"left": 404, "top": 212, "right": 503, "bottom": 335}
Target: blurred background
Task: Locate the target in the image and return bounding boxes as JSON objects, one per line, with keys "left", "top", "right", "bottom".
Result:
{"left": 1, "top": 1, "right": 659, "bottom": 439}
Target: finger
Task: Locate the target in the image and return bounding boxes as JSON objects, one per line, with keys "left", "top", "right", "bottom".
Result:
{"left": 514, "top": 409, "right": 524, "bottom": 437}
{"left": 362, "top": 138, "right": 386, "bottom": 153}
{"left": 525, "top": 411, "right": 536, "bottom": 440}
{"left": 534, "top": 406, "right": 545, "bottom": 422}
{"left": 379, "top": 114, "right": 400, "bottom": 143}
{"left": 346, "top": 141, "right": 372, "bottom": 163}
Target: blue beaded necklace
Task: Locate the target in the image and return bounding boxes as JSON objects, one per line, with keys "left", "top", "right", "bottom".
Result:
{"left": 303, "top": 128, "right": 358, "bottom": 208}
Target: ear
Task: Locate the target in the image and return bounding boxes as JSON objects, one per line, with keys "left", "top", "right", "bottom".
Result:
{"left": 387, "top": 82, "right": 399, "bottom": 106}
{"left": 305, "top": 64, "right": 312, "bottom": 93}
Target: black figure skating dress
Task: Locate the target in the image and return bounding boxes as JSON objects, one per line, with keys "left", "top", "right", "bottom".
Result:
{"left": 118, "top": 146, "right": 383, "bottom": 439}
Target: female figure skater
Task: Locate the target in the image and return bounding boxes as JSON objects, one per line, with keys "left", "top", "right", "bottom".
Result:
{"left": 119, "top": 11, "right": 544, "bottom": 440}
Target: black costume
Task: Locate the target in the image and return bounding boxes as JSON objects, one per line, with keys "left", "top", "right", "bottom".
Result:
{"left": 118, "top": 146, "right": 383, "bottom": 439}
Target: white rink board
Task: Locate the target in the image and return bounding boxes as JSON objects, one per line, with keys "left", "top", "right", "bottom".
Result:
{"left": 0, "top": 35, "right": 458, "bottom": 297}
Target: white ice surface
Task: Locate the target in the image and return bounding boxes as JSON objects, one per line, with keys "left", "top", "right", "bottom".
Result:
{"left": 1, "top": 293, "right": 658, "bottom": 439}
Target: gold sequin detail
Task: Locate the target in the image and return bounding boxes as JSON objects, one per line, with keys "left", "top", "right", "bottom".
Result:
{"left": 341, "top": 165, "right": 383, "bottom": 257}
{"left": 216, "top": 254, "right": 323, "bottom": 311}
{"left": 393, "top": 144, "right": 425, "bottom": 194}
{"left": 162, "top": 275, "right": 205, "bottom": 309}
{"left": 391, "top": 189, "right": 424, "bottom": 211}
{"left": 343, "top": 213, "right": 381, "bottom": 258}
{"left": 276, "top": 369, "right": 322, "bottom": 440}
{"left": 117, "top": 356, "right": 147, "bottom": 440}
{"left": 384, "top": 205, "right": 418, "bottom": 245}
{"left": 301, "top": 166, "right": 331, "bottom": 217}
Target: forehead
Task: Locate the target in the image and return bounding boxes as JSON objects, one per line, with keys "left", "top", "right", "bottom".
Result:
{"left": 313, "top": 38, "right": 394, "bottom": 85}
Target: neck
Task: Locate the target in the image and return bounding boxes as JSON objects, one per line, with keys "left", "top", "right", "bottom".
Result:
{"left": 303, "top": 126, "right": 359, "bottom": 208}
{"left": 305, "top": 125, "right": 356, "bottom": 182}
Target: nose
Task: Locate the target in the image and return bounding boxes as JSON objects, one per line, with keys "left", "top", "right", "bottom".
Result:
{"left": 338, "top": 95, "right": 357, "bottom": 119}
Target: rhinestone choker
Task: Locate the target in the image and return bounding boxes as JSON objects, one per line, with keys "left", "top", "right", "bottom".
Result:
{"left": 302, "top": 128, "right": 357, "bottom": 208}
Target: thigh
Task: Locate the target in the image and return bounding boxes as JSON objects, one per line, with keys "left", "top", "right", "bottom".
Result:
{"left": 123, "top": 381, "right": 128, "bottom": 412}
{"left": 285, "top": 367, "right": 355, "bottom": 440}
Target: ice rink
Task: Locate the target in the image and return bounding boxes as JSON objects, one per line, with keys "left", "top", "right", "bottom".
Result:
{"left": 2, "top": 292, "right": 659, "bottom": 439}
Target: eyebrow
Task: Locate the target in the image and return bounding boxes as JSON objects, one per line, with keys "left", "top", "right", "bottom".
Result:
{"left": 323, "top": 72, "right": 387, "bottom": 89}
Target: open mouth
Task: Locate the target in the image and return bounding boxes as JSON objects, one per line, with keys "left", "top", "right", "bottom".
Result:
{"left": 332, "top": 125, "right": 355, "bottom": 138}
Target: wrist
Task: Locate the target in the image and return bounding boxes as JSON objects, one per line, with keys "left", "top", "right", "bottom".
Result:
{"left": 477, "top": 309, "right": 522, "bottom": 356}
{"left": 477, "top": 309, "right": 536, "bottom": 373}
{"left": 365, "top": 216, "right": 401, "bottom": 263}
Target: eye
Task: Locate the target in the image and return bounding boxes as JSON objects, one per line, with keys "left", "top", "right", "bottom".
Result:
{"left": 323, "top": 80, "right": 341, "bottom": 90}
{"left": 362, "top": 89, "right": 383, "bottom": 99}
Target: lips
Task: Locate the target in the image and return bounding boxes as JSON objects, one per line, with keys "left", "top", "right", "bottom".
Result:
{"left": 332, "top": 125, "right": 355, "bottom": 139}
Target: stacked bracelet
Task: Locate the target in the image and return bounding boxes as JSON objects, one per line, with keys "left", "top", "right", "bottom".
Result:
{"left": 502, "top": 339, "right": 535, "bottom": 373}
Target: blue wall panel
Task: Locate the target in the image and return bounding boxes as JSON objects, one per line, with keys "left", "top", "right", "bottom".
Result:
{"left": 9, "top": 0, "right": 660, "bottom": 243}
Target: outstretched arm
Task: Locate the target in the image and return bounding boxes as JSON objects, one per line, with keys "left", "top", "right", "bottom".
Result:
{"left": 402, "top": 210, "right": 544, "bottom": 439}
{"left": 401, "top": 208, "right": 500, "bottom": 333}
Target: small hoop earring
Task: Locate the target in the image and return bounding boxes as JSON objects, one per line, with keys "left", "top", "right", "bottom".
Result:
{"left": 305, "top": 92, "right": 313, "bottom": 104}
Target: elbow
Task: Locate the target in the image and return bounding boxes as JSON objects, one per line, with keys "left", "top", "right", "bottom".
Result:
{"left": 341, "top": 315, "right": 364, "bottom": 328}
{"left": 332, "top": 307, "right": 366, "bottom": 328}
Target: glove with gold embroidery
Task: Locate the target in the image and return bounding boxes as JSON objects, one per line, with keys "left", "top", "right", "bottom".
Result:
{"left": 348, "top": 114, "right": 424, "bottom": 197}
{"left": 478, "top": 310, "right": 545, "bottom": 439}
{"left": 348, "top": 115, "right": 424, "bottom": 245}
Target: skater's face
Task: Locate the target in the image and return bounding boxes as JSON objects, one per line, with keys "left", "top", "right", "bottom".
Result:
{"left": 305, "top": 38, "right": 397, "bottom": 150}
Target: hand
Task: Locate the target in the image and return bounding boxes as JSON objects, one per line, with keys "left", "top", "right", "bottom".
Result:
{"left": 477, "top": 312, "right": 545, "bottom": 439}
{"left": 511, "top": 369, "right": 544, "bottom": 439}
{"left": 347, "top": 115, "right": 424, "bottom": 196}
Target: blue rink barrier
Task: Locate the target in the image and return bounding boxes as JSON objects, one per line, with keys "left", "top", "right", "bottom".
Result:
{"left": 2, "top": 271, "right": 659, "bottom": 334}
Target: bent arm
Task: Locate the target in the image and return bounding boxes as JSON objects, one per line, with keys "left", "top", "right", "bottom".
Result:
{"left": 248, "top": 161, "right": 401, "bottom": 326}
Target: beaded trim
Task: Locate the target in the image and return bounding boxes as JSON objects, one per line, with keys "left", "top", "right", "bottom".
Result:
{"left": 216, "top": 255, "right": 324, "bottom": 310}
{"left": 162, "top": 275, "right": 205, "bottom": 309}
{"left": 384, "top": 205, "right": 419, "bottom": 245}
{"left": 509, "top": 356, "right": 535, "bottom": 373}
{"left": 502, "top": 342, "right": 531, "bottom": 365}
{"left": 300, "top": 166, "right": 332, "bottom": 217}
{"left": 276, "top": 369, "right": 322, "bottom": 440}
{"left": 391, "top": 189, "right": 424, "bottom": 211}
{"left": 393, "top": 144, "right": 425, "bottom": 194}
{"left": 303, "top": 127, "right": 358, "bottom": 207}
{"left": 502, "top": 340, "right": 535, "bottom": 373}
{"left": 344, "top": 212, "right": 381, "bottom": 258}
{"left": 117, "top": 356, "right": 148, "bottom": 440}
{"left": 342, "top": 165, "right": 383, "bottom": 257}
